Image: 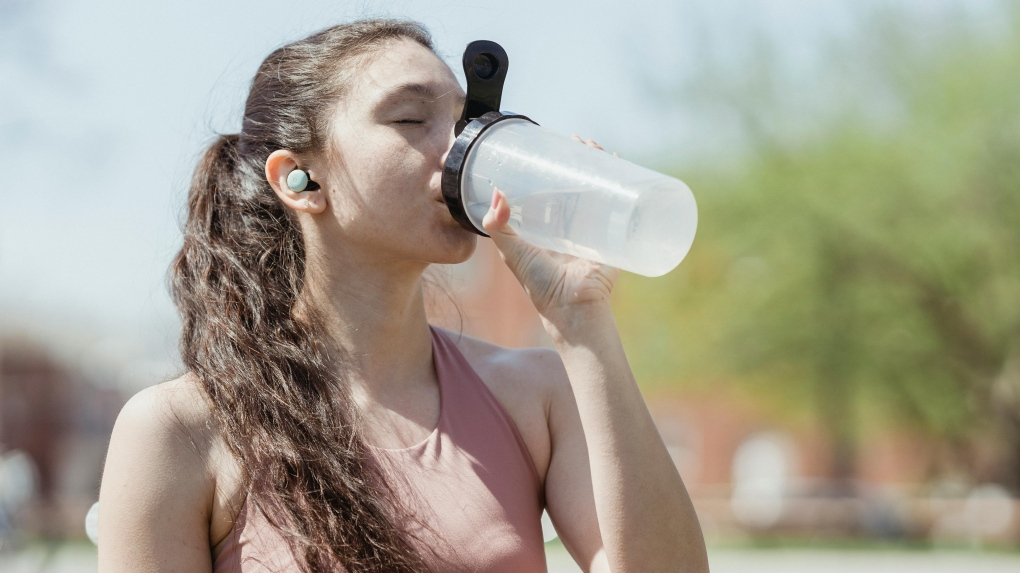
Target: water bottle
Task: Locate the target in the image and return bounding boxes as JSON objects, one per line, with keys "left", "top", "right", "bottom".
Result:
{"left": 442, "top": 42, "right": 697, "bottom": 277}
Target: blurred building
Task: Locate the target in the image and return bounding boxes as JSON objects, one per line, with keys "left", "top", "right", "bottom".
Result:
{"left": 0, "top": 336, "right": 123, "bottom": 539}
{"left": 650, "top": 391, "right": 1020, "bottom": 546}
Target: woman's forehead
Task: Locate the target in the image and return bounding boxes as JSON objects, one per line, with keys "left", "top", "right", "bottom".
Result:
{"left": 350, "top": 40, "right": 463, "bottom": 107}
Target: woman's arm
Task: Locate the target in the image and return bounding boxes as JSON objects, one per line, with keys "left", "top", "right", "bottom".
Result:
{"left": 482, "top": 183, "right": 709, "bottom": 572}
{"left": 543, "top": 307, "right": 708, "bottom": 572}
{"left": 98, "top": 381, "right": 215, "bottom": 572}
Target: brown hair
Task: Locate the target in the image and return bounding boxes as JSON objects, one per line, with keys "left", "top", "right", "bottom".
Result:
{"left": 169, "top": 20, "right": 435, "bottom": 572}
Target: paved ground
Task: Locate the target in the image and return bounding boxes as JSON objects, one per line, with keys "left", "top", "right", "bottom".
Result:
{"left": 3, "top": 543, "right": 1020, "bottom": 572}
{"left": 706, "top": 549, "right": 1020, "bottom": 573}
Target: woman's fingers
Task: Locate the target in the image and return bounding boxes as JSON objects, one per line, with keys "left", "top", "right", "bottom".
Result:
{"left": 481, "top": 187, "right": 619, "bottom": 313}
{"left": 482, "top": 189, "right": 543, "bottom": 278}
{"left": 481, "top": 187, "right": 512, "bottom": 234}
{"left": 572, "top": 133, "right": 614, "bottom": 154}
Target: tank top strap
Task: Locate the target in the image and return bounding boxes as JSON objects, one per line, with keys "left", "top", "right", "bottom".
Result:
{"left": 428, "top": 325, "right": 543, "bottom": 492}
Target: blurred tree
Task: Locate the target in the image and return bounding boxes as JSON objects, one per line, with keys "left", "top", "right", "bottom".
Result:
{"left": 616, "top": 4, "right": 1020, "bottom": 489}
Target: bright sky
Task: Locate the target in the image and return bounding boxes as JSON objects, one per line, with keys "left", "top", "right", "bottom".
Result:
{"left": 0, "top": 0, "right": 1003, "bottom": 387}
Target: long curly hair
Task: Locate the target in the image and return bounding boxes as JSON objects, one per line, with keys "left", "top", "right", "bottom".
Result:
{"left": 169, "top": 19, "right": 435, "bottom": 572}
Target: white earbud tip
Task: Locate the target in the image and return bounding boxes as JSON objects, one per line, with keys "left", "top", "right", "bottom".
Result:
{"left": 287, "top": 169, "right": 309, "bottom": 192}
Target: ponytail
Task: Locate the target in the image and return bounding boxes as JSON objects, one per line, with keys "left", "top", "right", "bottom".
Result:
{"left": 169, "top": 19, "right": 437, "bottom": 572}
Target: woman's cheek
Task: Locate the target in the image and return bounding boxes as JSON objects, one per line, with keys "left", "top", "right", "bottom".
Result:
{"left": 387, "top": 150, "right": 433, "bottom": 193}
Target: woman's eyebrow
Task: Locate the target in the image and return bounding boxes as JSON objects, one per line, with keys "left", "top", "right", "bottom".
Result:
{"left": 376, "top": 82, "right": 467, "bottom": 106}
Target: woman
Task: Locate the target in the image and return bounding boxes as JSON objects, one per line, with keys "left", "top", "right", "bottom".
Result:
{"left": 98, "top": 19, "right": 708, "bottom": 573}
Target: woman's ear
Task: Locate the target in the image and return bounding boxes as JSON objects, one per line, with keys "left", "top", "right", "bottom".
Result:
{"left": 265, "top": 149, "right": 327, "bottom": 214}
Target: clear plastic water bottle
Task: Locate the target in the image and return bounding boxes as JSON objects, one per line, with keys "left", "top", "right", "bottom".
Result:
{"left": 445, "top": 115, "right": 697, "bottom": 277}
{"left": 441, "top": 40, "right": 698, "bottom": 277}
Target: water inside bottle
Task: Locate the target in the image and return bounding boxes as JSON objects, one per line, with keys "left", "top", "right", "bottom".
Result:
{"left": 458, "top": 118, "right": 697, "bottom": 276}
{"left": 465, "top": 184, "right": 691, "bottom": 276}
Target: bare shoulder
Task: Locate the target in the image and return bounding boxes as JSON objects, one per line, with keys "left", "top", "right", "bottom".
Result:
{"left": 434, "top": 327, "right": 573, "bottom": 483}
{"left": 102, "top": 374, "right": 220, "bottom": 507}
{"left": 117, "top": 374, "right": 219, "bottom": 457}
{"left": 98, "top": 374, "right": 220, "bottom": 571}
{"left": 435, "top": 327, "right": 569, "bottom": 404}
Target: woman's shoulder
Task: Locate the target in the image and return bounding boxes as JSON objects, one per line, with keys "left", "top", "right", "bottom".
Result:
{"left": 98, "top": 374, "right": 224, "bottom": 568}
{"left": 432, "top": 326, "right": 572, "bottom": 482}
{"left": 117, "top": 374, "right": 243, "bottom": 493}
{"left": 119, "top": 374, "right": 218, "bottom": 448}
{"left": 106, "top": 375, "right": 221, "bottom": 492}
{"left": 432, "top": 326, "right": 569, "bottom": 398}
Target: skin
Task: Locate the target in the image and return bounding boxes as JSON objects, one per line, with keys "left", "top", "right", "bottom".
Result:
{"left": 97, "top": 38, "right": 709, "bottom": 572}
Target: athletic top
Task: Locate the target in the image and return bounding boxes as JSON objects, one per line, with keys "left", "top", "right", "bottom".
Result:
{"left": 212, "top": 325, "right": 548, "bottom": 572}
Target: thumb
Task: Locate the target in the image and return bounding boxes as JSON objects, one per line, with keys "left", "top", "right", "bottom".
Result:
{"left": 481, "top": 189, "right": 544, "bottom": 274}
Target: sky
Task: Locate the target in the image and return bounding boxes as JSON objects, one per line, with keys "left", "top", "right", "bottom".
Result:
{"left": 0, "top": 0, "right": 1006, "bottom": 389}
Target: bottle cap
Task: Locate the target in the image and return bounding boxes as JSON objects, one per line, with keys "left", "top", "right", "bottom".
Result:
{"left": 442, "top": 111, "right": 536, "bottom": 236}
{"left": 441, "top": 40, "right": 538, "bottom": 236}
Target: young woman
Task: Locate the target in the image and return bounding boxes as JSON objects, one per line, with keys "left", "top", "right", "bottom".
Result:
{"left": 97, "top": 19, "right": 708, "bottom": 573}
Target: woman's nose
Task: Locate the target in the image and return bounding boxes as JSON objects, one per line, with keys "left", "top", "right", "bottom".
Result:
{"left": 438, "top": 121, "right": 456, "bottom": 167}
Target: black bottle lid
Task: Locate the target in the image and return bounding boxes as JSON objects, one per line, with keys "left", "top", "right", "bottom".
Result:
{"left": 442, "top": 111, "right": 536, "bottom": 236}
{"left": 441, "top": 40, "right": 537, "bottom": 236}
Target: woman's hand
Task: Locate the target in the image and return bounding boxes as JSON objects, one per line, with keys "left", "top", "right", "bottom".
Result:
{"left": 481, "top": 137, "right": 622, "bottom": 332}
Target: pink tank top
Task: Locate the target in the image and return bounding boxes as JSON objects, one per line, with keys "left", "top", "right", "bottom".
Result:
{"left": 212, "top": 326, "right": 548, "bottom": 572}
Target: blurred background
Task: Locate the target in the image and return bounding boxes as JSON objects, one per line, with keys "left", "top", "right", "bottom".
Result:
{"left": 2, "top": 0, "right": 1019, "bottom": 571}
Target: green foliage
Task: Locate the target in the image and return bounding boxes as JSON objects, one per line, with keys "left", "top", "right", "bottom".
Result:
{"left": 615, "top": 5, "right": 1020, "bottom": 476}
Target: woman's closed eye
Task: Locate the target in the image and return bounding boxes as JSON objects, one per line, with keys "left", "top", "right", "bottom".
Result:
{"left": 395, "top": 118, "right": 425, "bottom": 125}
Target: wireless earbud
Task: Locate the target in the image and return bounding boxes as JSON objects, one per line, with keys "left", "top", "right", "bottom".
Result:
{"left": 287, "top": 169, "right": 320, "bottom": 192}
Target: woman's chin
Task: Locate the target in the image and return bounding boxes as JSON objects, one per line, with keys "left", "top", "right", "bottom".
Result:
{"left": 432, "top": 231, "right": 478, "bottom": 265}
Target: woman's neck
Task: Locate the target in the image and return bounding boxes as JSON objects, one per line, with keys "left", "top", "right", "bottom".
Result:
{"left": 300, "top": 258, "right": 435, "bottom": 403}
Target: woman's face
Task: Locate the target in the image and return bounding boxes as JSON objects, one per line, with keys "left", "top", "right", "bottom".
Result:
{"left": 317, "top": 38, "right": 473, "bottom": 266}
